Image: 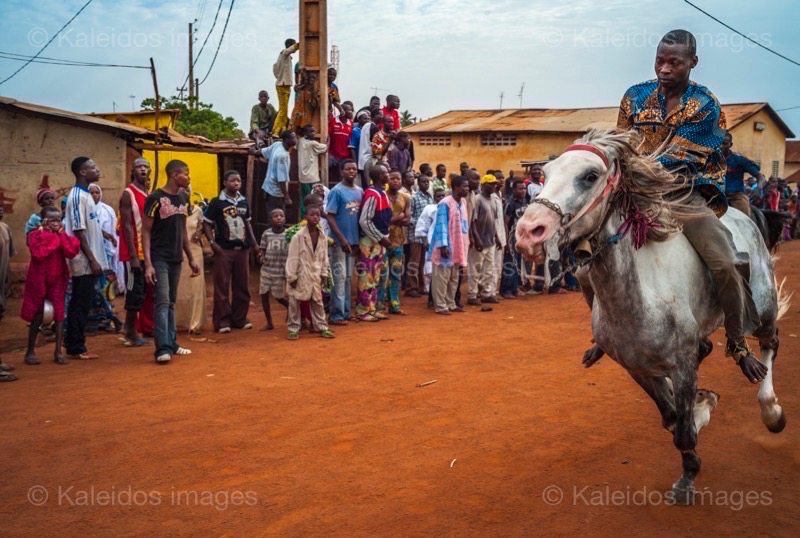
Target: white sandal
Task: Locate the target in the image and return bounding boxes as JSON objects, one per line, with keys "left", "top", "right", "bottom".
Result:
{"left": 175, "top": 347, "right": 192, "bottom": 355}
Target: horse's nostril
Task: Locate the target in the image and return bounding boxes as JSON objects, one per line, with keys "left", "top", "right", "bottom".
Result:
{"left": 530, "top": 225, "right": 546, "bottom": 242}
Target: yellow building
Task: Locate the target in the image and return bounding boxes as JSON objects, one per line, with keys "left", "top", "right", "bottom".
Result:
{"left": 406, "top": 103, "right": 794, "bottom": 178}
{"left": 785, "top": 140, "right": 800, "bottom": 184}
{"left": 89, "top": 109, "right": 221, "bottom": 200}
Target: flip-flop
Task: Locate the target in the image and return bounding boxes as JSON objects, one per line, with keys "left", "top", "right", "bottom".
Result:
{"left": 0, "top": 371, "right": 18, "bottom": 382}
{"left": 0, "top": 363, "right": 15, "bottom": 372}
{"left": 287, "top": 331, "right": 300, "bottom": 340}
{"left": 358, "top": 315, "right": 379, "bottom": 322}
{"left": 25, "top": 356, "right": 42, "bottom": 365}
{"left": 123, "top": 338, "right": 151, "bottom": 347}
{"left": 329, "top": 320, "right": 349, "bottom": 326}
{"left": 174, "top": 347, "right": 192, "bottom": 356}
{"left": 68, "top": 353, "right": 99, "bottom": 360}
{"left": 319, "top": 330, "right": 336, "bottom": 339}
{"left": 389, "top": 309, "right": 408, "bottom": 316}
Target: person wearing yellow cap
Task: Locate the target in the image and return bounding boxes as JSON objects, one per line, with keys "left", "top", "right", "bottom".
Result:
{"left": 467, "top": 175, "right": 502, "bottom": 305}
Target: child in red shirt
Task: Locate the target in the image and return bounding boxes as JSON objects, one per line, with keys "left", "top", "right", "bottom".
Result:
{"left": 21, "top": 206, "right": 81, "bottom": 365}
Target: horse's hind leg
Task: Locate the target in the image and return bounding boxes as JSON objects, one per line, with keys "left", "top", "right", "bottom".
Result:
{"left": 670, "top": 362, "right": 701, "bottom": 505}
{"left": 754, "top": 325, "right": 786, "bottom": 433}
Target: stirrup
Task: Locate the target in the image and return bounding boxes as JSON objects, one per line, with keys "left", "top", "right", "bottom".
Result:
{"left": 725, "top": 339, "right": 751, "bottom": 364}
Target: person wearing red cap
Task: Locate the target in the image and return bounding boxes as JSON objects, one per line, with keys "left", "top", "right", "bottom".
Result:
{"left": 25, "top": 188, "right": 57, "bottom": 235}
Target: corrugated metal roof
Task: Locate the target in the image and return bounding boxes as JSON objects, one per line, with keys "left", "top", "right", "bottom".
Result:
{"left": 785, "top": 140, "right": 800, "bottom": 163}
{"left": 0, "top": 97, "right": 250, "bottom": 151}
{"left": 0, "top": 96, "right": 153, "bottom": 137}
{"left": 405, "top": 103, "right": 794, "bottom": 137}
{"left": 404, "top": 107, "right": 619, "bottom": 134}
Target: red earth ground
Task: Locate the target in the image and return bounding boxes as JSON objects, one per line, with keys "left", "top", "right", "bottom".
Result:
{"left": 1, "top": 243, "right": 799, "bottom": 535}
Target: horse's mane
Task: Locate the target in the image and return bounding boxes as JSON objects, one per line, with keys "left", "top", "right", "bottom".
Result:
{"left": 577, "top": 128, "right": 694, "bottom": 242}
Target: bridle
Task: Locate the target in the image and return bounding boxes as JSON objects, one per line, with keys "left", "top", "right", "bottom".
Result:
{"left": 530, "top": 143, "right": 622, "bottom": 243}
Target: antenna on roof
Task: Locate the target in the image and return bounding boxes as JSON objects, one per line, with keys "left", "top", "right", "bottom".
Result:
{"left": 517, "top": 82, "right": 525, "bottom": 109}
{"left": 499, "top": 91, "right": 504, "bottom": 109}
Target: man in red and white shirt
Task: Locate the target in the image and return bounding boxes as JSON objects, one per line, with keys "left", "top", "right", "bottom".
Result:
{"left": 382, "top": 95, "right": 401, "bottom": 134}
{"left": 329, "top": 102, "right": 354, "bottom": 184}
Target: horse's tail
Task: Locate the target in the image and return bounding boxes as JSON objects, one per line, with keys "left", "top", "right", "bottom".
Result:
{"left": 771, "top": 254, "right": 792, "bottom": 322}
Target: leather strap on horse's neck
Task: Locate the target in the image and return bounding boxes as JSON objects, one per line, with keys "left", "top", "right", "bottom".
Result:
{"left": 563, "top": 144, "right": 610, "bottom": 168}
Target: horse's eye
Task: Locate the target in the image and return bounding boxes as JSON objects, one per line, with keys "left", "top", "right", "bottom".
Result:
{"left": 584, "top": 172, "right": 599, "bottom": 183}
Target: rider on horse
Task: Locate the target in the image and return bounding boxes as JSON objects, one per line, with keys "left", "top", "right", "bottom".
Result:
{"left": 593, "top": 29, "right": 767, "bottom": 383}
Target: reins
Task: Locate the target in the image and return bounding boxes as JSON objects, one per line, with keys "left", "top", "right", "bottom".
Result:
{"left": 530, "top": 143, "right": 659, "bottom": 267}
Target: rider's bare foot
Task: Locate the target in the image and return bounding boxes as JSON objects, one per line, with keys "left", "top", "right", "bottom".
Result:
{"left": 726, "top": 339, "right": 768, "bottom": 383}
{"left": 739, "top": 353, "right": 768, "bottom": 384}
{"left": 582, "top": 344, "right": 605, "bottom": 368}
{"left": 260, "top": 323, "right": 274, "bottom": 331}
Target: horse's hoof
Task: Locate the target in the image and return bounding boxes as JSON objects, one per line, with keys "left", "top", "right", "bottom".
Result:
{"left": 671, "top": 485, "right": 696, "bottom": 506}
{"left": 582, "top": 345, "right": 605, "bottom": 368}
{"left": 765, "top": 409, "right": 787, "bottom": 433}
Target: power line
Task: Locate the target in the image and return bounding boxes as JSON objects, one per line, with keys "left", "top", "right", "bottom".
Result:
{"left": 198, "top": 0, "right": 234, "bottom": 86}
{"left": 775, "top": 105, "right": 800, "bottom": 112}
{"left": 193, "top": 0, "right": 224, "bottom": 67}
{"left": 0, "top": 0, "right": 95, "bottom": 86}
{"left": 178, "top": 0, "right": 223, "bottom": 98}
{"left": 0, "top": 50, "right": 148, "bottom": 69}
{"left": 682, "top": 0, "right": 800, "bottom": 68}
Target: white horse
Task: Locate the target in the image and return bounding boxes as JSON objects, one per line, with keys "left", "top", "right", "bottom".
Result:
{"left": 514, "top": 129, "right": 788, "bottom": 505}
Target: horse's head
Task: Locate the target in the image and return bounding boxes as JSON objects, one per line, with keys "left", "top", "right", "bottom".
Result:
{"left": 515, "top": 129, "right": 633, "bottom": 262}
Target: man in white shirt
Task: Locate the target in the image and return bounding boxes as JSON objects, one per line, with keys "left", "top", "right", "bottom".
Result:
{"left": 298, "top": 124, "right": 328, "bottom": 218}
{"left": 526, "top": 164, "right": 544, "bottom": 201}
{"left": 415, "top": 188, "right": 446, "bottom": 302}
{"left": 272, "top": 38, "right": 299, "bottom": 137}
{"left": 64, "top": 156, "right": 109, "bottom": 360}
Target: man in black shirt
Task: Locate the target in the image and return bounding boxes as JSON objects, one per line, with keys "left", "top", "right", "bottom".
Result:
{"left": 202, "top": 170, "right": 260, "bottom": 333}
{"left": 500, "top": 179, "right": 528, "bottom": 299}
{"left": 143, "top": 160, "right": 200, "bottom": 364}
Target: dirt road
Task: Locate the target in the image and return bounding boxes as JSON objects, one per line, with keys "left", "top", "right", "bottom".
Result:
{"left": 1, "top": 243, "right": 798, "bottom": 535}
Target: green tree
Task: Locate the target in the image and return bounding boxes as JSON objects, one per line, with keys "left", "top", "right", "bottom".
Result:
{"left": 140, "top": 96, "right": 244, "bottom": 141}
{"left": 400, "top": 109, "right": 414, "bottom": 128}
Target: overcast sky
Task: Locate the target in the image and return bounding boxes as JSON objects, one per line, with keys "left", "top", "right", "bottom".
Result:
{"left": 1, "top": 0, "right": 798, "bottom": 137}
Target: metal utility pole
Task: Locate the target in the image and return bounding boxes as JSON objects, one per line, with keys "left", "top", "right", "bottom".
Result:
{"left": 499, "top": 91, "right": 504, "bottom": 109}
{"left": 518, "top": 82, "right": 525, "bottom": 109}
{"left": 129, "top": 95, "right": 136, "bottom": 110}
{"left": 188, "top": 22, "right": 194, "bottom": 104}
{"left": 195, "top": 78, "right": 199, "bottom": 105}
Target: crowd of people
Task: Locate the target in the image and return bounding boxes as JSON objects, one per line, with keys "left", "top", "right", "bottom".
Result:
{"left": 0, "top": 116, "right": 579, "bottom": 382}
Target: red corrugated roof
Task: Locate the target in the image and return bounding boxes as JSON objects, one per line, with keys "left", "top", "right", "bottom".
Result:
{"left": 786, "top": 140, "right": 800, "bottom": 163}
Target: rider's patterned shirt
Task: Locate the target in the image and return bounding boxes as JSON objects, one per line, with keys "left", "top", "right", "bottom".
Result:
{"left": 617, "top": 79, "right": 728, "bottom": 216}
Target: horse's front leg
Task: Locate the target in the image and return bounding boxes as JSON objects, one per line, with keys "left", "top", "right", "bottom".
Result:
{"left": 670, "top": 363, "right": 701, "bottom": 505}
{"left": 629, "top": 373, "right": 677, "bottom": 432}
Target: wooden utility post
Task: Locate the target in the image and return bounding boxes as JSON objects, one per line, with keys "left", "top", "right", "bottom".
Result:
{"left": 188, "top": 23, "right": 194, "bottom": 103}
{"left": 299, "top": 0, "right": 329, "bottom": 183}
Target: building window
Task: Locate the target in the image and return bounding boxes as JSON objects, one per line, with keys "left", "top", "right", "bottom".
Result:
{"left": 772, "top": 160, "right": 780, "bottom": 177}
{"left": 481, "top": 133, "right": 517, "bottom": 146}
{"left": 419, "top": 134, "right": 451, "bottom": 146}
